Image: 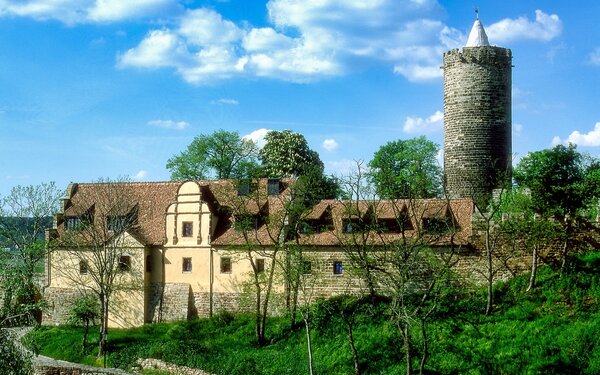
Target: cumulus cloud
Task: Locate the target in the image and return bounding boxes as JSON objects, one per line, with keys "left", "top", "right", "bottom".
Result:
{"left": 588, "top": 47, "right": 600, "bottom": 66}
{"left": 0, "top": 0, "right": 178, "bottom": 24}
{"left": 322, "top": 139, "right": 339, "bottom": 152}
{"left": 486, "top": 10, "right": 562, "bottom": 44}
{"left": 403, "top": 110, "right": 443, "bottom": 134}
{"left": 148, "top": 119, "right": 190, "bottom": 130}
{"left": 132, "top": 170, "right": 148, "bottom": 181}
{"left": 242, "top": 128, "right": 271, "bottom": 148}
{"left": 117, "top": 0, "right": 464, "bottom": 83}
{"left": 553, "top": 122, "right": 600, "bottom": 147}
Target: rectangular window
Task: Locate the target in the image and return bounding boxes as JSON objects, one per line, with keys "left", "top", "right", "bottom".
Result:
{"left": 79, "top": 260, "right": 88, "bottom": 275}
{"left": 301, "top": 260, "right": 312, "bottom": 274}
{"left": 267, "top": 178, "right": 280, "bottom": 196}
{"left": 333, "top": 261, "right": 343, "bottom": 275}
{"left": 255, "top": 258, "right": 265, "bottom": 273}
{"left": 182, "top": 222, "right": 193, "bottom": 237}
{"left": 65, "top": 217, "right": 82, "bottom": 230}
{"left": 118, "top": 255, "right": 131, "bottom": 272}
{"left": 145, "top": 255, "right": 152, "bottom": 273}
{"left": 108, "top": 216, "right": 127, "bottom": 232}
{"left": 182, "top": 257, "right": 192, "bottom": 273}
{"left": 220, "top": 257, "right": 232, "bottom": 274}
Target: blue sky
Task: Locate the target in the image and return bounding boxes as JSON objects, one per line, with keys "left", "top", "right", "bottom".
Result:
{"left": 1, "top": 0, "right": 599, "bottom": 197}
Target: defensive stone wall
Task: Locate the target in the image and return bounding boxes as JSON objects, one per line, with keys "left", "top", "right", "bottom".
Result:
{"left": 443, "top": 46, "right": 512, "bottom": 199}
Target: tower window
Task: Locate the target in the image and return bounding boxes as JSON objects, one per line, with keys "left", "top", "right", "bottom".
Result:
{"left": 182, "top": 222, "right": 193, "bottom": 237}
{"left": 146, "top": 255, "right": 152, "bottom": 273}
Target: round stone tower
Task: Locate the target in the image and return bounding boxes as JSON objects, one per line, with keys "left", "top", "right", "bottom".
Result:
{"left": 443, "top": 17, "right": 512, "bottom": 200}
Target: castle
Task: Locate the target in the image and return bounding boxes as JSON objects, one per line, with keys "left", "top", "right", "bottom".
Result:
{"left": 42, "top": 18, "right": 515, "bottom": 328}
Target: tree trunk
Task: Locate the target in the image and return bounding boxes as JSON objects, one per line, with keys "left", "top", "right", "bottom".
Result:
{"left": 304, "top": 314, "right": 314, "bottom": 375}
{"left": 404, "top": 323, "right": 413, "bottom": 375}
{"left": 98, "top": 296, "right": 110, "bottom": 367}
{"left": 526, "top": 244, "right": 538, "bottom": 292}
{"left": 346, "top": 321, "right": 361, "bottom": 375}
{"left": 419, "top": 319, "right": 428, "bottom": 375}
{"left": 255, "top": 283, "right": 263, "bottom": 346}
{"left": 485, "top": 226, "right": 493, "bottom": 316}
{"left": 560, "top": 237, "right": 569, "bottom": 276}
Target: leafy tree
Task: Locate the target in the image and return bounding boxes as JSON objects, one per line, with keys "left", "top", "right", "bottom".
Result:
{"left": 368, "top": 137, "right": 442, "bottom": 199}
{"left": 513, "top": 144, "right": 596, "bottom": 272}
{"left": 166, "top": 130, "right": 259, "bottom": 180}
{"left": 0, "top": 329, "right": 31, "bottom": 375}
{"left": 0, "top": 182, "right": 61, "bottom": 324}
{"left": 259, "top": 130, "right": 323, "bottom": 178}
{"left": 68, "top": 294, "right": 100, "bottom": 351}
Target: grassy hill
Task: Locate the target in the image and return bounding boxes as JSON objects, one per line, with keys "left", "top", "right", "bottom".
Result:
{"left": 28, "top": 252, "right": 600, "bottom": 374}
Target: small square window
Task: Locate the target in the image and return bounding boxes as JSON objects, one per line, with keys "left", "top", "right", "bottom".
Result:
{"left": 79, "top": 260, "right": 88, "bottom": 274}
{"left": 182, "top": 257, "right": 192, "bottom": 273}
{"left": 118, "top": 255, "right": 131, "bottom": 272}
{"left": 333, "top": 261, "right": 343, "bottom": 275}
{"left": 182, "top": 222, "right": 193, "bottom": 237}
{"left": 255, "top": 258, "right": 265, "bottom": 273}
{"left": 301, "top": 260, "right": 312, "bottom": 274}
{"left": 220, "top": 257, "right": 232, "bottom": 273}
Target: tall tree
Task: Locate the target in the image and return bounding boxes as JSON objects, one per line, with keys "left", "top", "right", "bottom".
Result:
{"left": 368, "top": 137, "right": 442, "bottom": 199}
{"left": 259, "top": 130, "right": 323, "bottom": 178}
{"left": 166, "top": 130, "right": 259, "bottom": 180}
{"left": 0, "top": 182, "right": 61, "bottom": 324}
{"left": 513, "top": 144, "right": 595, "bottom": 272}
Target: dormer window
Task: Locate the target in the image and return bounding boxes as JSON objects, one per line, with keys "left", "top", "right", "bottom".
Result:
{"left": 107, "top": 215, "right": 127, "bottom": 232}
{"left": 234, "top": 214, "right": 264, "bottom": 231}
{"left": 65, "top": 217, "right": 82, "bottom": 231}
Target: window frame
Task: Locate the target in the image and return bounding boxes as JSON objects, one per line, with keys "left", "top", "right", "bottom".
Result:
{"left": 79, "top": 260, "right": 89, "bottom": 275}
{"left": 182, "top": 221, "right": 193, "bottom": 237}
{"left": 255, "top": 258, "right": 265, "bottom": 273}
{"left": 333, "top": 260, "right": 343, "bottom": 275}
{"left": 118, "top": 255, "right": 131, "bottom": 272}
{"left": 182, "top": 257, "right": 192, "bottom": 273}
{"left": 220, "top": 256, "right": 232, "bottom": 274}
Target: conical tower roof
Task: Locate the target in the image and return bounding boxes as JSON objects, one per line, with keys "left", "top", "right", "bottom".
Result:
{"left": 465, "top": 19, "right": 490, "bottom": 47}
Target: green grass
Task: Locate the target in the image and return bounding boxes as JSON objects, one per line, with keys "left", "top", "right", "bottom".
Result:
{"left": 28, "top": 252, "right": 600, "bottom": 374}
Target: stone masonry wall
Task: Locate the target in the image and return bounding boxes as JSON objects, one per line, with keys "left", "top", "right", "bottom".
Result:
{"left": 41, "top": 287, "right": 82, "bottom": 326}
{"left": 444, "top": 46, "right": 512, "bottom": 199}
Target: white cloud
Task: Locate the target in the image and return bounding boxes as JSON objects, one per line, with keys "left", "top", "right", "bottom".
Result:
{"left": 117, "top": 1, "right": 464, "bottom": 83}
{"left": 0, "top": 0, "right": 178, "bottom": 24}
{"left": 132, "top": 170, "right": 148, "bottom": 181}
{"left": 553, "top": 122, "right": 600, "bottom": 147}
{"left": 211, "top": 98, "right": 239, "bottom": 105}
{"left": 242, "top": 128, "right": 271, "bottom": 148}
{"left": 588, "top": 47, "right": 600, "bottom": 66}
{"left": 322, "top": 139, "right": 339, "bottom": 152}
{"left": 486, "top": 10, "right": 562, "bottom": 44}
{"left": 147, "top": 119, "right": 189, "bottom": 130}
{"left": 403, "top": 110, "right": 443, "bottom": 134}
